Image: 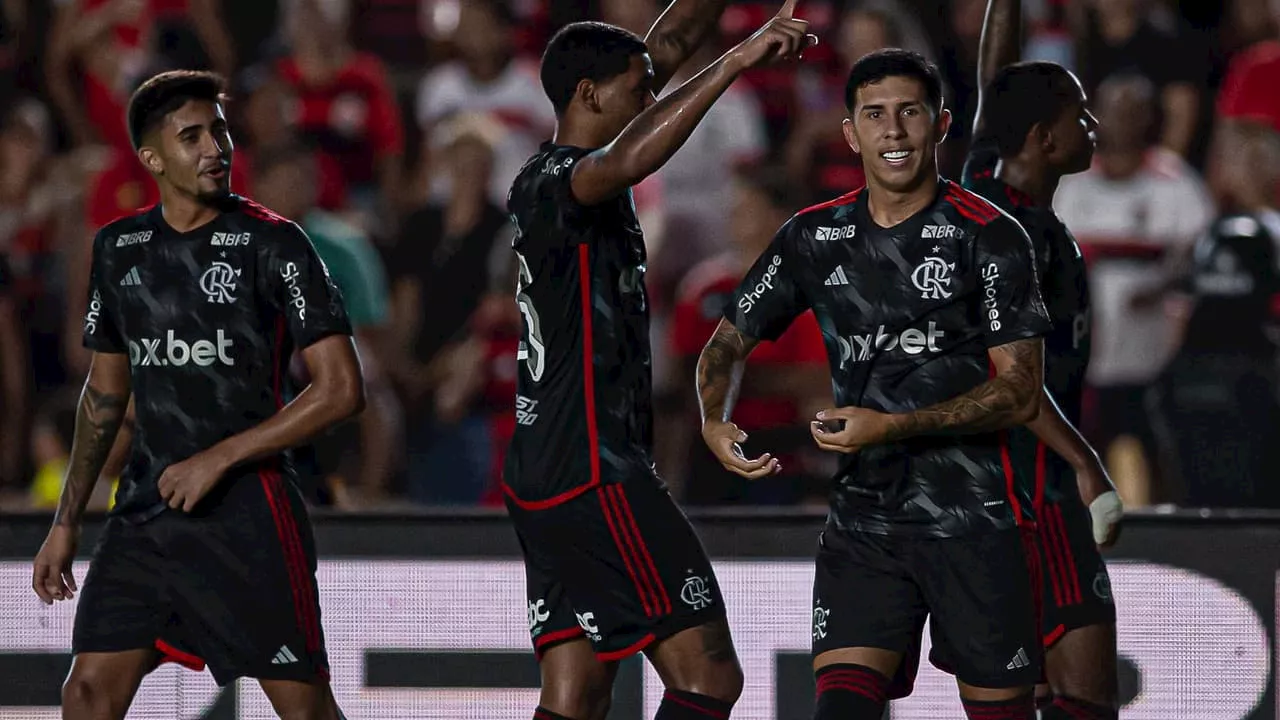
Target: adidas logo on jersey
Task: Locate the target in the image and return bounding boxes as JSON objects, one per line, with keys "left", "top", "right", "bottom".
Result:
{"left": 824, "top": 267, "right": 849, "bottom": 286}
{"left": 271, "top": 645, "right": 299, "bottom": 665}
{"left": 815, "top": 225, "right": 856, "bottom": 241}
{"left": 1006, "top": 647, "right": 1030, "bottom": 670}
{"left": 119, "top": 266, "right": 142, "bottom": 287}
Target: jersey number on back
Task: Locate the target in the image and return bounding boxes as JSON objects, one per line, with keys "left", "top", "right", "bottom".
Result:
{"left": 515, "top": 251, "right": 546, "bottom": 381}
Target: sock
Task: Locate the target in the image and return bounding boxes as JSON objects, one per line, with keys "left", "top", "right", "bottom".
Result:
{"left": 961, "top": 692, "right": 1035, "bottom": 719}
{"left": 655, "top": 689, "right": 734, "bottom": 719}
{"left": 1039, "top": 695, "right": 1118, "bottom": 720}
{"left": 813, "top": 664, "right": 889, "bottom": 719}
{"left": 534, "top": 707, "right": 579, "bottom": 720}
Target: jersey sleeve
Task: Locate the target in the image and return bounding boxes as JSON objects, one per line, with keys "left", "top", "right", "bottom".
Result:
{"left": 82, "top": 232, "right": 127, "bottom": 354}
{"left": 723, "top": 219, "right": 811, "bottom": 342}
{"left": 511, "top": 147, "right": 593, "bottom": 252}
{"left": 263, "top": 223, "right": 354, "bottom": 349}
{"left": 972, "top": 215, "right": 1052, "bottom": 347}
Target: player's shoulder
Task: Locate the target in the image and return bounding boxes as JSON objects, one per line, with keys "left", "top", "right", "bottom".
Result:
{"left": 509, "top": 144, "right": 589, "bottom": 205}
{"left": 789, "top": 187, "right": 866, "bottom": 241}
{"left": 94, "top": 205, "right": 160, "bottom": 251}
{"left": 936, "top": 179, "right": 1010, "bottom": 228}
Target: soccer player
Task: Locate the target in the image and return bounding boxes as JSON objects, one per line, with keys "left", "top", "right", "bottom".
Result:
{"left": 503, "top": 2, "right": 815, "bottom": 719}
{"left": 30, "top": 70, "right": 362, "bottom": 720}
{"left": 697, "top": 49, "right": 1049, "bottom": 719}
{"left": 961, "top": 1, "right": 1123, "bottom": 716}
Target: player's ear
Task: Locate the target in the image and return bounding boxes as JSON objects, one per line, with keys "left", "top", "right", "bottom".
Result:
{"left": 138, "top": 146, "right": 163, "bottom": 176}
{"left": 842, "top": 117, "right": 861, "bottom": 155}
{"left": 576, "top": 78, "right": 602, "bottom": 114}
{"left": 935, "top": 108, "right": 953, "bottom": 145}
{"left": 1031, "top": 122, "right": 1054, "bottom": 155}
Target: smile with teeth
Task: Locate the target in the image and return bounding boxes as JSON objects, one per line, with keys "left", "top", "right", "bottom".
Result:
{"left": 881, "top": 150, "right": 911, "bottom": 164}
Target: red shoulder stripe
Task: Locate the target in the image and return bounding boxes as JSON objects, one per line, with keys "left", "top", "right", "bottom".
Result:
{"left": 948, "top": 182, "right": 1002, "bottom": 220}
{"left": 944, "top": 186, "right": 1000, "bottom": 225}
{"left": 238, "top": 197, "right": 290, "bottom": 225}
{"left": 796, "top": 186, "right": 865, "bottom": 216}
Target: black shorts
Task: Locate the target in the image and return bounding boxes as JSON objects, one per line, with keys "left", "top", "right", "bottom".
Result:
{"left": 506, "top": 478, "right": 726, "bottom": 662}
{"left": 1034, "top": 499, "right": 1116, "bottom": 647}
{"left": 72, "top": 473, "right": 328, "bottom": 686}
{"left": 812, "top": 525, "right": 1042, "bottom": 690}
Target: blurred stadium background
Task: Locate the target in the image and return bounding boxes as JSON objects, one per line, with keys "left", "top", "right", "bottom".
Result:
{"left": 1, "top": 0, "right": 1279, "bottom": 716}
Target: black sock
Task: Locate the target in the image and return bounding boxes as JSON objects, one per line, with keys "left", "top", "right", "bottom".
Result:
{"left": 961, "top": 692, "right": 1035, "bottom": 719}
{"left": 534, "top": 706, "right": 579, "bottom": 720}
{"left": 813, "top": 664, "right": 889, "bottom": 719}
{"left": 1039, "top": 695, "right": 1118, "bottom": 720}
{"left": 654, "top": 689, "right": 733, "bottom": 719}
{"left": 1036, "top": 692, "right": 1054, "bottom": 711}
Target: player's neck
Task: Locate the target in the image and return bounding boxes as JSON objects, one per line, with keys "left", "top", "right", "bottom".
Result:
{"left": 864, "top": 174, "right": 939, "bottom": 228}
{"left": 996, "top": 158, "right": 1060, "bottom": 207}
{"left": 157, "top": 187, "right": 222, "bottom": 233}
{"left": 552, "top": 115, "right": 612, "bottom": 151}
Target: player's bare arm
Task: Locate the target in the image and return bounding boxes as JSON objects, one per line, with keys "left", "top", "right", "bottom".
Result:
{"left": 972, "top": 0, "right": 1022, "bottom": 137}
{"left": 157, "top": 335, "right": 365, "bottom": 512}
{"left": 571, "top": 0, "right": 815, "bottom": 206}
{"left": 1025, "top": 388, "right": 1123, "bottom": 546}
{"left": 695, "top": 318, "right": 781, "bottom": 479}
{"left": 32, "top": 351, "right": 131, "bottom": 604}
{"left": 644, "top": 0, "right": 730, "bottom": 91}
{"left": 812, "top": 337, "right": 1043, "bottom": 453}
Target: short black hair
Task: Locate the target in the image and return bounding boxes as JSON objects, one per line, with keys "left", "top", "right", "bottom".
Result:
{"left": 126, "top": 70, "right": 228, "bottom": 151}
{"left": 540, "top": 21, "right": 648, "bottom": 114}
{"left": 981, "top": 61, "right": 1083, "bottom": 157}
{"left": 844, "top": 49, "right": 944, "bottom": 115}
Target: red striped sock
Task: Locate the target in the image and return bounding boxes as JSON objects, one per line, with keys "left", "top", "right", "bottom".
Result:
{"left": 962, "top": 692, "right": 1035, "bottom": 719}
{"left": 533, "top": 706, "right": 578, "bottom": 720}
{"left": 655, "top": 689, "right": 733, "bottom": 719}
{"left": 1041, "top": 695, "right": 1118, "bottom": 720}
{"left": 814, "top": 664, "right": 889, "bottom": 719}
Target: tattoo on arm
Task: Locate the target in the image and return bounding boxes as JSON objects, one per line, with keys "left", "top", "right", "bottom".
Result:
{"left": 646, "top": 0, "right": 729, "bottom": 89}
{"left": 54, "top": 383, "right": 128, "bottom": 527}
{"left": 886, "top": 338, "right": 1042, "bottom": 440}
{"left": 696, "top": 321, "right": 759, "bottom": 424}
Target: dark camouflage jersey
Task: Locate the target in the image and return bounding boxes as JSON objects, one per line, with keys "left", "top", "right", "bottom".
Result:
{"left": 963, "top": 142, "right": 1092, "bottom": 508}
{"left": 725, "top": 180, "right": 1051, "bottom": 538}
{"left": 502, "top": 143, "right": 656, "bottom": 508}
{"left": 82, "top": 197, "right": 352, "bottom": 522}
{"left": 1180, "top": 210, "right": 1280, "bottom": 359}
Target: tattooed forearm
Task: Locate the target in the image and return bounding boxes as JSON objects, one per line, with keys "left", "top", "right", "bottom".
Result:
{"left": 885, "top": 338, "right": 1042, "bottom": 441}
{"left": 646, "top": 0, "right": 730, "bottom": 89}
{"left": 696, "top": 320, "right": 759, "bottom": 424}
{"left": 53, "top": 383, "right": 128, "bottom": 527}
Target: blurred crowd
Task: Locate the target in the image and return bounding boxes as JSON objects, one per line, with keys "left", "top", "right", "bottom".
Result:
{"left": 1, "top": 0, "right": 1278, "bottom": 513}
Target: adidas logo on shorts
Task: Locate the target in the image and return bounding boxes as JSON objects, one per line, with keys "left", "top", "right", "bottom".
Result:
{"left": 1006, "top": 646, "right": 1030, "bottom": 670}
{"left": 271, "top": 645, "right": 299, "bottom": 665}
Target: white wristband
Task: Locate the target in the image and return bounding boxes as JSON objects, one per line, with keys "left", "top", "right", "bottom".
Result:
{"left": 1089, "top": 490, "right": 1124, "bottom": 544}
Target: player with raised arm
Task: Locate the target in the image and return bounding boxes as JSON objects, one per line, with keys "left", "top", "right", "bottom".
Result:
{"left": 503, "top": 3, "right": 816, "bottom": 719}
{"left": 696, "top": 50, "right": 1050, "bottom": 719}
{"left": 31, "top": 70, "right": 361, "bottom": 720}
{"left": 961, "top": 1, "right": 1122, "bottom": 716}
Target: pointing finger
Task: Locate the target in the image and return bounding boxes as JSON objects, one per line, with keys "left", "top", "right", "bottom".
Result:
{"left": 777, "top": 0, "right": 799, "bottom": 19}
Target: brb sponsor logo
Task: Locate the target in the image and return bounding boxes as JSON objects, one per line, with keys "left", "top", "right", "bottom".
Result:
{"left": 838, "top": 322, "right": 944, "bottom": 366}
{"left": 815, "top": 225, "right": 856, "bottom": 241}
{"left": 129, "top": 329, "right": 235, "bottom": 368}
{"left": 981, "top": 262, "right": 1002, "bottom": 332}
{"left": 211, "top": 232, "right": 252, "bottom": 247}
{"left": 115, "top": 231, "right": 152, "bottom": 247}
{"left": 737, "top": 255, "right": 782, "bottom": 314}
{"left": 84, "top": 289, "right": 103, "bottom": 334}
{"left": 280, "top": 262, "right": 307, "bottom": 323}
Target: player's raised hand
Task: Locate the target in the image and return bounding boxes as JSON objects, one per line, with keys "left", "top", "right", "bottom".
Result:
{"left": 32, "top": 525, "right": 79, "bottom": 605}
{"left": 701, "top": 420, "right": 781, "bottom": 480}
{"left": 727, "top": 0, "right": 818, "bottom": 70}
{"left": 158, "top": 448, "right": 232, "bottom": 513}
{"left": 809, "top": 406, "right": 892, "bottom": 454}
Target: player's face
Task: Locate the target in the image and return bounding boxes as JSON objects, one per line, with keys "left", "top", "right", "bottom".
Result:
{"left": 844, "top": 75, "right": 951, "bottom": 194}
{"left": 143, "top": 99, "right": 233, "bottom": 202}
{"left": 593, "top": 53, "right": 656, "bottom": 138}
{"left": 1047, "top": 75, "right": 1098, "bottom": 175}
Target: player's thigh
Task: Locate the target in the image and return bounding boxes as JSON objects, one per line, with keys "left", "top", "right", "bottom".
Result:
{"left": 917, "top": 529, "right": 1040, "bottom": 691}
{"left": 811, "top": 528, "right": 924, "bottom": 680}
{"left": 63, "top": 649, "right": 159, "bottom": 718}
{"left": 258, "top": 678, "right": 341, "bottom": 720}
{"left": 539, "top": 639, "right": 619, "bottom": 720}
{"left": 1045, "top": 623, "right": 1118, "bottom": 706}
{"left": 540, "top": 481, "right": 730, "bottom": 664}
{"left": 157, "top": 476, "right": 329, "bottom": 687}
{"left": 72, "top": 519, "right": 170, "bottom": 660}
